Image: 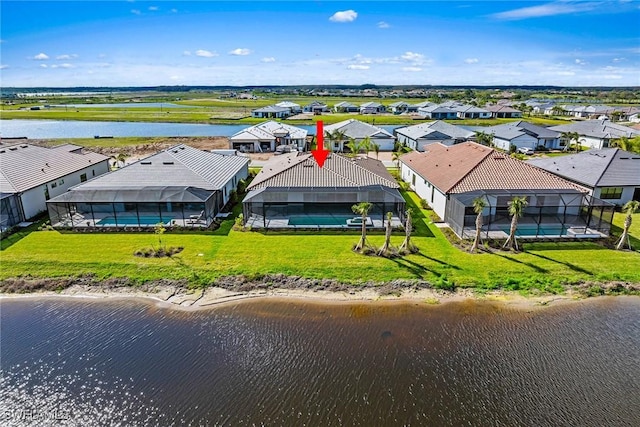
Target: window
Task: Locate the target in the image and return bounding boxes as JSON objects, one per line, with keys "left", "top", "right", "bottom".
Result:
{"left": 51, "top": 182, "right": 57, "bottom": 189}
{"left": 80, "top": 173, "right": 87, "bottom": 182}
{"left": 92, "top": 169, "right": 96, "bottom": 176}
{"left": 412, "top": 174, "right": 416, "bottom": 186}
{"left": 600, "top": 187, "right": 623, "bottom": 200}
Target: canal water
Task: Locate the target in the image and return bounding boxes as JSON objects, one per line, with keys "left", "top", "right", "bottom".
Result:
{"left": 0, "top": 119, "right": 399, "bottom": 139}
{"left": 1, "top": 297, "right": 638, "bottom": 426}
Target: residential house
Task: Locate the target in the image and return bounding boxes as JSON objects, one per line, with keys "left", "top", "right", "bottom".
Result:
{"left": 275, "top": 101, "right": 302, "bottom": 114}
{"left": 417, "top": 104, "right": 458, "bottom": 120}
{"left": 395, "top": 121, "right": 474, "bottom": 151}
{"left": 360, "top": 101, "right": 386, "bottom": 114}
{"left": 388, "top": 101, "right": 410, "bottom": 114}
{"left": 550, "top": 120, "right": 640, "bottom": 149}
{"left": 47, "top": 145, "right": 249, "bottom": 229}
{"left": 230, "top": 121, "right": 308, "bottom": 153}
{"left": 251, "top": 105, "right": 291, "bottom": 119}
{"left": 485, "top": 104, "right": 523, "bottom": 118}
{"left": 449, "top": 103, "right": 492, "bottom": 119}
{"left": 323, "top": 119, "right": 396, "bottom": 151}
{"left": 400, "top": 142, "right": 613, "bottom": 239}
{"left": 484, "top": 121, "right": 562, "bottom": 151}
{"left": 0, "top": 143, "right": 109, "bottom": 230}
{"left": 333, "top": 101, "right": 359, "bottom": 113}
{"left": 242, "top": 153, "right": 405, "bottom": 229}
{"left": 527, "top": 148, "right": 640, "bottom": 206}
{"left": 303, "top": 101, "right": 330, "bottom": 114}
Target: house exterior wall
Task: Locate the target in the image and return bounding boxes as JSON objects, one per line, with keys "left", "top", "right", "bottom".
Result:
{"left": 593, "top": 185, "right": 638, "bottom": 206}
{"left": 400, "top": 161, "right": 447, "bottom": 219}
{"left": 493, "top": 134, "right": 537, "bottom": 151}
{"left": 20, "top": 161, "right": 109, "bottom": 220}
{"left": 373, "top": 137, "right": 395, "bottom": 151}
{"left": 580, "top": 135, "right": 608, "bottom": 149}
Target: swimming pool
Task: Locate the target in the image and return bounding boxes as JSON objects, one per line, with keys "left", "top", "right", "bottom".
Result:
{"left": 96, "top": 216, "right": 172, "bottom": 226}
{"left": 288, "top": 215, "right": 355, "bottom": 226}
{"left": 502, "top": 225, "right": 568, "bottom": 237}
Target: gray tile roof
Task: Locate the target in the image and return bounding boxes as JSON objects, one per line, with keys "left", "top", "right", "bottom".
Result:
{"left": 68, "top": 144, "right": 248, "bottom": 191}
{"left": 230, "top": 121, "right": 307, "bottom": 141}
{"left": 323, "top": 119, "right": 393, "bottom": 139}
{"left": 395, "top": 120, "right": 474, "bottom": 140}
{"left": 248, "top": 153, "right": 398, "bottom": 190}
{"left": 484, "top": 120, "right": 559, "bottom": 140}
{"left": 527, "top": 148, "right": 640, "bottom": 187}
{"left": 0, "top": 143, "right": 109, "bottom": 194}
{"left": 550, "top": 120, "right": 640, "bottom": 139}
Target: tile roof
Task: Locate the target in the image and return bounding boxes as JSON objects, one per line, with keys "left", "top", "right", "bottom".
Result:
{"left": 252, "top": 105, "right": 290, "bottom": 113}
{"left": 484, "top": 104, "right": 521, "bottom": 113}
{"left": 323, "top": 119, "right": 393, "bottom": 139}
{"left": 68, "top": 144, "right": 248, "bottom": 191}
{"left": 230, "top": 121, "right": 307, "bottom": 141}
{"left": 484, "top": 120, "right": 559, "bottom": 140}
{"left": 395, "top": 120, "right": 474, "bottom": 140}
{"left": 400, "top": 142, "right": 585, "bottom": 194}
{"left": 247, "top": 153, "right": 398, "bottom": 190}
{"left": 550, "top": 120, "right": 640, "bottom": 139}
{"left": 0, "top": 143, "right": 109, "bottom": 194}
{"left": 527, "top": 148, "right": 640, "bottom": 187}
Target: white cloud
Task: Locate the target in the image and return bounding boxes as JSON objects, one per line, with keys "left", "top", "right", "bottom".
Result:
{"left": 56, "top": 54, "right": 78, "bottom": 60}
{"left": 329, "top": 10, "right": 358, "bottom": 23}
{"left": 490, "top": 2, "right": 601, "bottom": 21}
{"left": 39, "top": 64, "right": 48, "bottom": 68}
{"left": 347, "top": 64, "right": 369, "bottom": 70}
{"left": 98, "top": 53, "right": 107, "bottom": 58}
{"left": 195, "top": 49, "right": 218, "bottom": 58}
{"left": 575, "top": 58, "right": 587, "bottom": 65}
{"left": 0, "top": 65, "right": 8, "bottom": 69}
{"left": 556, "top": 71, "right": 576, "bottom": 76}
{"left": 229, "top": 48, "right": 252, "bottom": 56}
{"left": 402, "top": 67, "right": 422, "bottom": 72}
{"left": 464, "top": 58, "right": 479, "bottom": 64}
{"left": 612, "top": 57, "right": 626, "bottom": 62}
{"left": 131, "top": 9, "right": 141, "bottom": 15}
{"left": 377, "top": 21, "right": 390, "bottom": 29}
{"left": 33, "top": 53, "right": 49, "bottom": 60}
{"left": 183, "top": 50, "right": 192, "bottom": 56}
{"left": 171, "top": 8, "right": 178, "bottom": 13}
{"left": 148, "top": 6, "right": 158, "bottom": 11}
{"left": 261, "top": 57, "right": 276, "bottom": 63}
{"left": 401, "top": 51, "right": 425, "bottom": 63}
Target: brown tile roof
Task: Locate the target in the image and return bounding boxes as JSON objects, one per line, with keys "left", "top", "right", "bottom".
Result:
{"left": 401, "top": 142, "right": 586, "bottom": 194}
{"left": 248, "top": 153, "right": 398, "bottom": 189}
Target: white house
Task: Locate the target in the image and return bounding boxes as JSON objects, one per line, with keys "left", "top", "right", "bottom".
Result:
{"left": 275, "top": 101, "right": 302, "bottom": 114}
{"left": 0, "top": 143, "right": 110, "bottom": 230}
{"left": 323, "top": 119, "right": 395, "bottom": 151}
{"left": 395, "top": 121, "right": 474, "bottom": 151}
{"left": 333, "top": 101, "right": 359, "bottom": 113}
{"left": 251, "top": 105, "right": 291, "bottom": 119}
{"left": 550, "top": 120, "right": 640, "bottom": 149}
{"left": 484, "top": 121, "right": 562, "bottom": 151}
{"left": 360, "top": 102, "right": 386, "bottom": 114}
{"left": 417, "top": 105, "right": 458, "bottom": 120}
{"left": 230, "top": 121, "right": 308, "bottom": 153}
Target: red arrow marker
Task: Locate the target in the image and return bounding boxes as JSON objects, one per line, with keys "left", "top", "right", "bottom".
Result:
{"left": 311, "top": 120, "right": 329, "bottom": 168}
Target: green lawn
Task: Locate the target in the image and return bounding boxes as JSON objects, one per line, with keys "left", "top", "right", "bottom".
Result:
{"left": 1, "top": 193, "right": 638, "bottom": 291}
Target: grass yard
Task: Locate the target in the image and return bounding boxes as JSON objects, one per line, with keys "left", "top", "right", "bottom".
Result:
{"left": 1, "top": 192, "right": 639, "bottom": 292}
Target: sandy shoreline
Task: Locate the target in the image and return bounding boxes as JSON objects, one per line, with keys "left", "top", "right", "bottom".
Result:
{"left": 0, "top": 284, "right": 591, "bottom": 311}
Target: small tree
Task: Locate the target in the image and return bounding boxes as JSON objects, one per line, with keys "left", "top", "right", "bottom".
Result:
{"left": 469, "top": 197, "right": 488, "bottom": 253}
{"left": 561, "top": 131, "right": 581, "bottom": 152}
{"left": 502, "top": 196, "right": 528, "bottom": 251}
{"left": 399, "top": 209, "right": 417, "bottom": 254}
{"left": 378, "top": 212, "right": 394, "bottom": 256}
{"left": 616, "top": 200, "right": 639, "bottom": 250}
{"left": 116, "top": 152, "right": 129, "bottom": 168}
{"left": 154, "top": 222, "right": 166, "bottom": 252}
{"left": 352, "top": 202, "right": 372, "bottom": 252}
{"left": 476, "top": 131, "right": 494, "bottom": 147}
{"left": 372, "top": 142, "right": 380, "bottom": 159}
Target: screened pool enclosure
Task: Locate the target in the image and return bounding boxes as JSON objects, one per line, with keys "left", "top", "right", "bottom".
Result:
{"left": 47, "top": 186, "right": 224, "bottom": 229}
{"left": 242, "top": 185, "right": 406, "bottom": 229}
{"left": 446, "top": 189, "right": 614, "bottom": 239}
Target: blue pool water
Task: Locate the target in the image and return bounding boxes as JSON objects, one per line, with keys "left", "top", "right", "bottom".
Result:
{"left": 288, "top": 215, "right": 355, "bottom": 226}
{"left": 502, "top": 225, "right": 569, "bottom": 237}
{"left": 96, "top": 216, "right": 172, "bottom": 226}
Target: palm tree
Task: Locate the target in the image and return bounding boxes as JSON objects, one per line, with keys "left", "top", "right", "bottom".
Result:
{"left": 560, "top": 131, "right": 581, "bottom": 152}
{"left": 378, "top": 212, "right": 394, "bottom": 256}
{"left": 612, "top": 136, "right": 630, "bottom": 151}
{"left": 345, "top": 138, "right": 360, "bottom": 158}
{"left": 359, "top": 136, "right": 372, "bottom": 154}
{"left": 392, "top": 144, "right": 410, "bottom": 169}
{"left": 399, "top": 209, "right": 417, "bottom": 254}
{"left": 325, "top": 129, "right": 345, "bottom": 153}
{"left": 475, "top": 131, "right": 494, "bottom": 147}
{"left": 115, "top": 152, "right": 129, "bottom": 168}
{"left": 352, "top": 202, "right": 372, "bottom": 252}
{"left": 616, "top": 200, "right": 639, "bottom": 250}
{"left": 371, "top": 142, "right": 380, "bottom": 159}
{"left": 551, "top": 105, "right": 565, "bottom": 117}
{"left": 502, "top": 196, "right": 528, "bottom": 251}
{"left": 469, "top": 197, "right": 488, "bottom": 253}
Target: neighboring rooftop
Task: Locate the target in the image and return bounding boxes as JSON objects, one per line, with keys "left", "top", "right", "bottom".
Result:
{"left": 484, "top": 120, "right": 559, "bottom": 140}
{"left": 550, "top": 120, "right": 640, "bottom": 139}
{"left": 527, "top": 148, "right": 640, "bottom": 187}
{"left": 248, "top": 153, "right": 398, "bottom": 190}
{"left": 395, "top": 120, "right": 474, "bottom": 140}
{"left": 230, "top": 121, "right": 307, "bottom": 141}
{"left": 0, "top": 143, "right": 108, "bottom": 194}
{"left": 400, "top": 142, "right": 586, "bottom": 194}
{"left": 323, "top": 119, "right": 393, "bottom": 139}
{"left": 70, "top": 144, "right": 248, "bottom": 191}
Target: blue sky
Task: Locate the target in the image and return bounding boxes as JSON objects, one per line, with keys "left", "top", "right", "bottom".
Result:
{"left": 1, "top": 1, "right": 639, "bottom": 87}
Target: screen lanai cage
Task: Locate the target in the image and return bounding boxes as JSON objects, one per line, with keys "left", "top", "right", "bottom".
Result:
{"left": 446, "top": 189, "right": 614, "bottom": 239}
{"left": 242, "top": 185, "right": 406, "bottom": 229}
{"left": 47, "top": 186, "right": 224, "bottom": 229}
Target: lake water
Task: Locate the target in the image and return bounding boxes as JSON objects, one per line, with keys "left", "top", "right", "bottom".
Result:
{"left": 1, "top": 297, "right": 638, "bottom": 426}
{"left": 47, "top": 103, "right": 199, "bottom": 109}
{"left": 0, "top": 119, "right": 398, "bottom": 139}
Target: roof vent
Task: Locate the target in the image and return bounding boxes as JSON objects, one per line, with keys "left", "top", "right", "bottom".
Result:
{"left": 163, "top": 161, "right": 174, "bottom": 165}
{"left": 141, "top": 161, "right": 152, "bottom": 165}
{"left": 20, "top": 145, "right": 28, "bottom": 148}
{"left": 0, "top": 150, "right": 5, "bottom": 153}
{"left": 9, "top": 147, "right": 17, "bottom": 151}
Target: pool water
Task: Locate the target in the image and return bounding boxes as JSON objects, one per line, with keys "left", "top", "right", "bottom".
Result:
{"left": 502, "top": 225, "right": 569, "bottom": 236}
{"left": 96, "top": 216, "right": 172, "bottom": 226}
{"left": 288, "top": 215, "right": 355, "bottom": 226}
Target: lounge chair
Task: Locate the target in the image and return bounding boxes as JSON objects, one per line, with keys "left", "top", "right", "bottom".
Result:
{"left": 347, "top": 217, "right": 373, "bottom": 226}
{"left": 187, "top": 211, "right": 205, "bottom": 224}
